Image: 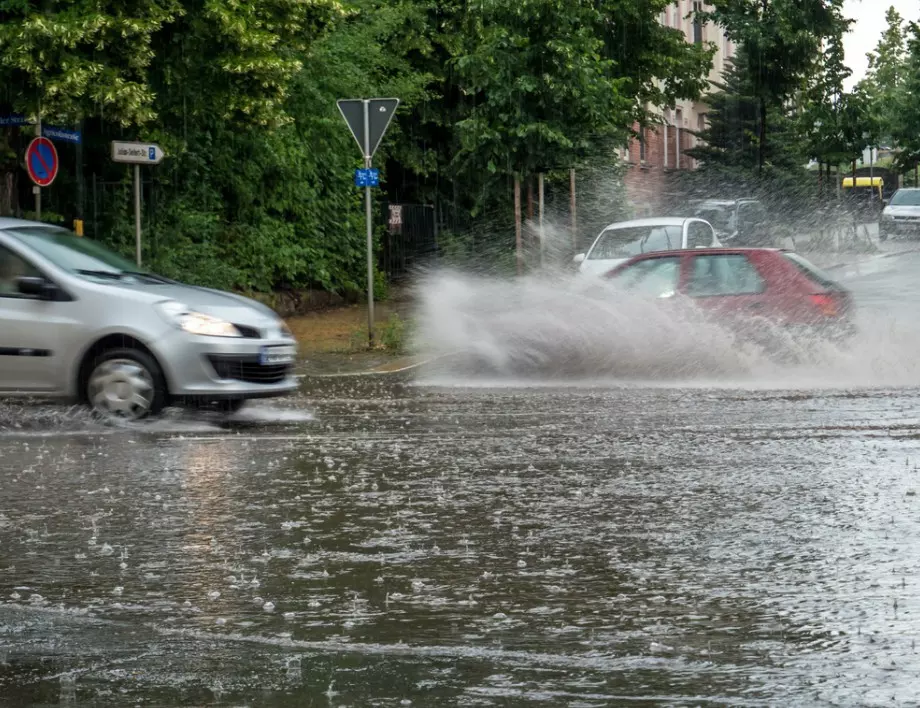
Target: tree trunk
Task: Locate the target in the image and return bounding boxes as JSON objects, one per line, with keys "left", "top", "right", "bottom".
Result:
{"left": 758, "top": 96, "right": 767, "bottom": 178}
{"left": 0, "top": 171, "right": 13, "bottom": 216}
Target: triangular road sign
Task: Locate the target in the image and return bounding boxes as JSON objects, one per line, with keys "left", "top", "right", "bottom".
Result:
{"left": 337, "top": 98, "right": 400, "bottom": 159}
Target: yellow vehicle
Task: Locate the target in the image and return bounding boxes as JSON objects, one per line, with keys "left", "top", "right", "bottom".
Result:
{"left": 841, "top": 176, "right": 884, "bottom": 202}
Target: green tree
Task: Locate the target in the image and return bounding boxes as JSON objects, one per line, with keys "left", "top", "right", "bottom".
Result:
{"left": 889, "top": 21, "right": 920, "bottom": 175}
{"left": 700, "top": 0, "right": 849, "bottom": 175}
{"left": 857, "top": 5, "right": 907, "bottom": 145}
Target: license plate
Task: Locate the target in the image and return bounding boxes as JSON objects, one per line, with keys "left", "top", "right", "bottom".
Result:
{"left": 259, "top": 345, "right": 296, "bottom": 366}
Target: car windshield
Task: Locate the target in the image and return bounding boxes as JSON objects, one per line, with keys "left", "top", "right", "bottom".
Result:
{"left": 587, "top": 225, "right": 683, "bottom": 260}
{"left": 890, "top": 190, "right": 920, "bottom": 206}
{"left": 6, "top": 227, "right": 169, "bottom": 284}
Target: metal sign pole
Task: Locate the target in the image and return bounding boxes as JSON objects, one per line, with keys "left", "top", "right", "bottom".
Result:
{"left": 363, "top": 99, "right": 375, "bottom": 347}
{"left": 134, "top": 164, "right": 142, "bottom": 265}
{"left": 34, "top": 110, "right": 41, "bottom": 220}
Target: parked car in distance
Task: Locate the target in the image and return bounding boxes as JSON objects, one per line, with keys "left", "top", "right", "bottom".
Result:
{"left": 879, "top": 187, "right": 920, "bottom": 241}
{"left": 604, "top": 247, "right": 854, "bottom": 338}
{"left": 0, "top": 218, "right": 299, "bottom": 420}
{"left": 573, "top": 217, "right": 720, "bottom": 276}
{"left": 689, "top": 198, "right": 770, "bottom": 245}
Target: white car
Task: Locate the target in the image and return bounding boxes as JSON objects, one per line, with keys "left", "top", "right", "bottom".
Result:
{"left": 573, "top": 217, "right": 721, "bottom": 277}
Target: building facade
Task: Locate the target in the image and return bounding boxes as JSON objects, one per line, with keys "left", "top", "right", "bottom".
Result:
{"left": 621, "top": 1, "right": 735, "bottom": 215}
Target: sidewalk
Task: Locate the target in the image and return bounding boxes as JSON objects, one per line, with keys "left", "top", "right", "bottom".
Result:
{"left": 791, "top": 221, "right": 920, "bottom": 270}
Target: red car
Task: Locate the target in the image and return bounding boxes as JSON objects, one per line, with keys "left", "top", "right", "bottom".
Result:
{"left": 605, "top": 247, "right": 854, "bottom": 337}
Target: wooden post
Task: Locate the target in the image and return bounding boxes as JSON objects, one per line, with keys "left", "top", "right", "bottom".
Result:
{"left": 569, "top": 168, "right": 577, "bottom": 252}
{"left": 514, "top": 176, "right": 523, "bottom": 275}
{"left": 537, "top": 172, "right": 544, "bottom": 267}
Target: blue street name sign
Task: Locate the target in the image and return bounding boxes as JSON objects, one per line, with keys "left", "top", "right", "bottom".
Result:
{"left": 0, "top": 114, "right": 32, "bottom": 127}
{"left": 354, "top": 168, "right": 380, "bottom": 188}
{"left": 42, "top": 125, "right": 82, "bottom": 144}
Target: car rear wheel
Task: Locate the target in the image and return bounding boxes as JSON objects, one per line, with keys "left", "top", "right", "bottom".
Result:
{"left": 86, "top": 348, "right": 167, "bottom": 420}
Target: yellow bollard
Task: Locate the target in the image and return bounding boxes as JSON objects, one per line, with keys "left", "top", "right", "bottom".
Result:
{"left": 74, "top": 219, "right": 84, "bottom": 236}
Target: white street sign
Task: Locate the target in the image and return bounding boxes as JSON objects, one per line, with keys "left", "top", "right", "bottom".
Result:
{"left": 111, "top": 141, "right": 165, "bottom": 165}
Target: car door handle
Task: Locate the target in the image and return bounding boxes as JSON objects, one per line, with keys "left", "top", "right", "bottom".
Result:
{"left": 747, "top": 302, "right": 764, "bottom": 310}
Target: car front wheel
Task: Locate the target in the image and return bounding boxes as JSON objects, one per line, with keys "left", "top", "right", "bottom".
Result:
{"left": 86, "top": 348, "right": 167, "bottom": 420}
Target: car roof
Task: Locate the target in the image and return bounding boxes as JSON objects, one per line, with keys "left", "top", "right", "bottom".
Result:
{"left": 626, "top": 247, "right": 784, "bottom": 259}
{"left": 694, "top": 198, "right": 760, "bottom": 207}
{"left": 600, "top": 217, "right": 701, "bottom": 230}
{"left": 0, "top": 217, "right": 60, "bottom": 231}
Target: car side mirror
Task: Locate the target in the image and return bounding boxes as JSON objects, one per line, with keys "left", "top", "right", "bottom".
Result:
{"left": 17, "top": 276, "right": 59, "bottom": 300}
{"left": 658, "top": 290, "right": 676, "bottom": 299}
{"left": 573, "top": 253, "right": 586, "bottom": 264}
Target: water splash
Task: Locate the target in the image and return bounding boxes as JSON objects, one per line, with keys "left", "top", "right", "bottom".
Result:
{"left": 412, "top": 268, "right": 920, "bottom": 389}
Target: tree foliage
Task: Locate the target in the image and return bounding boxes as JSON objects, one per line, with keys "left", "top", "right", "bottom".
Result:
{"left": 699, "top": 0, "right": 848, "bottom": 175}
{"left": 0, "top": 0, "right": 717, "bottom": 294}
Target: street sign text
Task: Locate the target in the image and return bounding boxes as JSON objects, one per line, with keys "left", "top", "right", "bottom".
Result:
{"left": 111, "top": 141, "right": 165, "bottom": 165}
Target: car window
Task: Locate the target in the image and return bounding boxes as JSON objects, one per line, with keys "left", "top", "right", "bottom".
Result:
{"left": 588, "top": 225, "right": 683, "bottom": 260}
{"left": 611, "top": 256, "right": 681, "bottom": 297}
{"left": 687, "top": 221, "right": 714, "bottom": 248}
{"left": 0, "top": 243, "right": 41, "bottom": 298}
{"left": 782, "top": 252, "right": 845, "bottom": 292}
{"left": 7, "top": 226, "right": 140, "bottom": 274}
{"left": 643, "top": 227, "right": 680, "bottom": 252}
{"left": 686, "top": 254, "right": 765, "bottom": 297}
{"left": 889, "top": 190, "right": 920, "bottom": 206}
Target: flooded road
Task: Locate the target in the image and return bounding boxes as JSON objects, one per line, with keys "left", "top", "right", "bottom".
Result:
{"left": 4, "top": 252, "right": 920, "bottom": 706}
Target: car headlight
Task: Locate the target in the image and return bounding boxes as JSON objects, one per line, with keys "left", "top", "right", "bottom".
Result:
{"left": 156, "top": 301, "right": 242, "bottom": 338}
{"left": 882, "top": 212, "right": 895, "bottom": 221}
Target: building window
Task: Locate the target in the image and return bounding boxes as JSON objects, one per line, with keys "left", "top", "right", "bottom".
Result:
{"left": 692, "top": 2, "right": 703, "bottom": 44}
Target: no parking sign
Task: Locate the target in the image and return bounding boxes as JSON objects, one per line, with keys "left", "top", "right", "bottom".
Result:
{"left": 25, "top": 137, "right": 59, "bottom": 187}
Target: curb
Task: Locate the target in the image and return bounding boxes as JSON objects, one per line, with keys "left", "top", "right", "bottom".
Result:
{"left": 296, "top": 355, "right": 443, "bottom": 379}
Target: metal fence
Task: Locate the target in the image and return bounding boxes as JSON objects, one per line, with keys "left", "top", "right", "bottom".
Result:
{"left": 88, "top": 173, "right": 159, "bottom": 258}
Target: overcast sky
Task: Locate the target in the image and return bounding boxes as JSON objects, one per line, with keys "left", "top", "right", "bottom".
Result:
{"left": 843, "top": 0, "right": 920, "bottom": 89}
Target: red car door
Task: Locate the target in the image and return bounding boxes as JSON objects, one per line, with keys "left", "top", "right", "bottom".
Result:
{"left": 680, "top": 252, "right": 772, "bottom": 324}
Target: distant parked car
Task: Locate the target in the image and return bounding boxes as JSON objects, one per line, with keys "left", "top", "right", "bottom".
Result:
{"left": 690, "top": 198, "right": 769, "bottom": 245}
{"left": 573, "top": 217, "right": 720, "bottom": 277}
{"left": 0, "top": 218, "right": 299, "bottom": 420}
{"left": 879, "top": 188, "right": 920, "bottom": 241}
{"left": 604, "top": 247, "right": 854, "bottom": 339}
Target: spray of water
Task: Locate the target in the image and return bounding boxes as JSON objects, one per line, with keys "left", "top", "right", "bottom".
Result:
{"left": 412, "top": 268, "right": 920, "bottom": 390}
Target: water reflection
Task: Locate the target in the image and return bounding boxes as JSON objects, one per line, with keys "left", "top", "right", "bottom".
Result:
{"left": 1, "top": 382, "right": 920, "bottom": 704}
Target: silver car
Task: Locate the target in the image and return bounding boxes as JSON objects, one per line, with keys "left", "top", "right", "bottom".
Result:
{"left": 879, "top": 188, "right": 920, "bottom": 241}
{"left": 0, "top": 218, "right": 299, "bottom": 419}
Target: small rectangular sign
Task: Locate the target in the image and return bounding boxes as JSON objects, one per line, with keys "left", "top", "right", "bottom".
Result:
{"left": 0, "top": 114, "right": 33, "bottom": 127}
{"left": 354, "top": 168, "right": 379, "bottom": 187}
{"left": 111, "top": 141, "right": 165, "bottom": 164}
{"left": 43, "top": 126, "right": 81, "bottom": 144}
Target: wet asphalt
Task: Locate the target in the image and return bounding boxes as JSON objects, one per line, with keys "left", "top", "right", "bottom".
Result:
{"left": 4, "top": 250, "right": 920, "bottom": 706}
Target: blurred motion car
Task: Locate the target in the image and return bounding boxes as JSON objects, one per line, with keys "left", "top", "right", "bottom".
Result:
{"left": 604, "top": 247, "right": 854, "bottom": 339}
{"left": 879, "top": 188, "right": 920, "bottom": 241}
{"left": 573, "top": 217, "right": 720, "bottom": 276}
{"left": 0, "top": 218, "right": 298, "bottom": 420}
